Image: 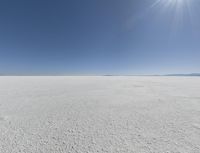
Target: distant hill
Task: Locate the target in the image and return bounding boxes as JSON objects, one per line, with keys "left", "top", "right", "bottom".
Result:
{"left": 0, "top": 73, "right": 200, "bottom": 76}
{"left": 165, "top": 73, "right": 200, "bottom": 76}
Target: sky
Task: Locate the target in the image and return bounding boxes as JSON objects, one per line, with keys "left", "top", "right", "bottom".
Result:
{"left": 0, "top": 0, "right": 200, "bottom": 75}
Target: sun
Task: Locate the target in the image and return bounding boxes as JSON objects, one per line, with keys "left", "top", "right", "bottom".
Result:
{"left": 150, "top": 0, "right": 192, "bottom": 14}
{"left": 151, "top": 0, "right": 186, "bottom": 8}
{"left": 149, "top": 0, "right": 194, "bottom": 32}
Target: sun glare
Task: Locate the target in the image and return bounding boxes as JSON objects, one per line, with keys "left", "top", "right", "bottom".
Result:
{"left": 151, "top": 0, "right": 187, "bottom": 8}
{"left": 149, "top": 0, "right": 195, "bottom": 35}
{"left": 151, "top": 0, "right": 193, "bottom": 16}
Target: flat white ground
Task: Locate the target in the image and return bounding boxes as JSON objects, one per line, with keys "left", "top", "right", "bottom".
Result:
{"left": 0, "top": 76, "right": 200, "bottom": 153}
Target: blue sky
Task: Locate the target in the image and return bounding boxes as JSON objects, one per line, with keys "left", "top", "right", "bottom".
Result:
{"left": 0, "top": 0, "right": 200, "bottom": 75}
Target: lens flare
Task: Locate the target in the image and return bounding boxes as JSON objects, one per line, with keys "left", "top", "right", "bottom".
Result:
{"left": 151, "top": 0, "right": 185, "bottom": 9}
{"left": 148, "top": 0, "right": 195, "bottom": 39}
{"left": 151, "top": 0, "right": 194, "bottom": 11}
{"left": 150, "top": 0, "right": 194, "bottom": 27}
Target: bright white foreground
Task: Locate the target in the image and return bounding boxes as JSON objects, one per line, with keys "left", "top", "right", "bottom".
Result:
{"left": 0, "top": 76, "right": 200, "bottom": 153}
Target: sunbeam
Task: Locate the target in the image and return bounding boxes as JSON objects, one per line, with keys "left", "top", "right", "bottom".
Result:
{"left": 151, "top": 0, "right": 195, "bottom": 13}
{"left": 150, "top": 0, "right": 195, "bottom": 32}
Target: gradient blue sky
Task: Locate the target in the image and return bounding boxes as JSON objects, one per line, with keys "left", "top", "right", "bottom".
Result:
{"left": 0, "top": 0, "right": 200, "bottom": 75}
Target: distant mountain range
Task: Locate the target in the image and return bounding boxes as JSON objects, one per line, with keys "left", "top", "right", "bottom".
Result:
{"left": 0, "top": 73, "right": 200, "bottom": 76}
{"left": 164, "top": 73, "right": 200, "bottom": 76}
{"left": 104, "top": 73, "right": 200, "bottom": 76}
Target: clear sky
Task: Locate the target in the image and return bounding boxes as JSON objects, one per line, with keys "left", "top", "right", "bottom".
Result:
{"left": 0, "top": 0, "right": 200, "bottom": 75}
